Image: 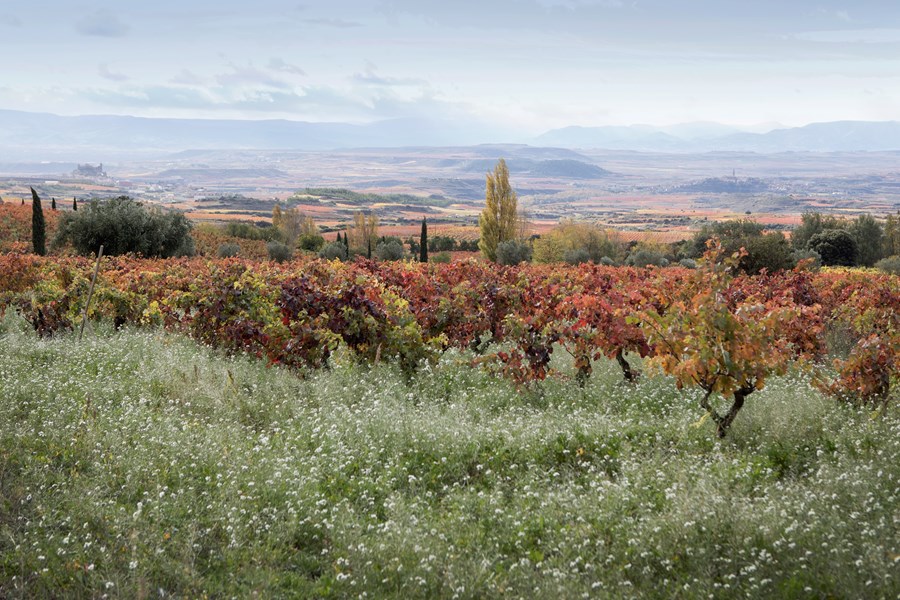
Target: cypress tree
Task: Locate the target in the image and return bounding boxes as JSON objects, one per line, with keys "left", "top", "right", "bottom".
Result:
{"left": 73, "top": 197, "right": 78, "bottom": 211}
{"left": 51, "top": 197, "right": 57, "bottom": 210}
{"left": 30, "top": 187, "right": 46, "bottom": 256}
{"left": 420, "top": 217, "right": 428, "bottom": 263}
{"left": 367, "top": 239, "right": 372, "bottom": 259}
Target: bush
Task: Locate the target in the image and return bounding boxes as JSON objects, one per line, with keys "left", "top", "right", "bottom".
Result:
{"left": 266, "top": 241, "right": 292, "bottom": 263}
{"left": 496, "top": 240, "right": 532, "bottom": 265}
{"left": 625, "top": 248, "right": 667, "bottom": 267}
{"left": 217, "top": 242, "right": 240, "bottom": 258}
{"left": 563, "top": 248, "right": 591, "bottom": 265}
{"left": 319, "top": 241, "right": 348, "bottom": 262}
{"left": 298, "top": 233, "right": 325, "bottom": 252}
{"left": 600, "top": 256, "right": 616, "bottom": 266}
{"left": 807, "top": 229, "right": 857, "bottom": 266}
{"left": 690, "top": 220, "right": 765, "bottom": 257}
{"left": 791, "top": 248, "right": 821, "bottom": 269}
{"left": 428, "top": 235, "right": 457, "bottom": 252}
{"left": 678, "top": 258, "right": 697, "bottom": 269}
{"left": 741, "top": 232, "right": 795, "bottom": 273}
{"left": 225, "top": 221, "right": 283, "bottom": 242}
{"left": 375, "top": 240, "right": 405, "bottom": 261}
{"left": 458, "top": 239, "right": 480, "bottom": 252}
{"left": 874, "top": 255, "right": 900, "bottom": 275}
{"left": 53, "top": 196, "right": 194, "bottom": 258}
{"left": 431, "top": 252, "right": 451, "bottom": 263}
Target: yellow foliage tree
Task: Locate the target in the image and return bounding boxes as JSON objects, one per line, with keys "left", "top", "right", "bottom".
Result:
{"left": 347, "top": 211, "right": 379, "bottom": 253}
{"left": 273, "top": 204, "right": 317, "bottom": 247}
{"left": 533, "top": 220, "right": 619, "bottom": 264}
{"left": 478, "top": 158, "right": 520, "bottom": 262}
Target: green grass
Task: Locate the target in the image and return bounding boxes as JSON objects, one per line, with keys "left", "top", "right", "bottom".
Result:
{"left": 1, "top": 316, "right": 898, "bottom": 598}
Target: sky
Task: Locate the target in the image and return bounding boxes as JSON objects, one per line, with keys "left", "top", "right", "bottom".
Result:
{"left": 1, "top": 1, "right": 899, "bottom": 134}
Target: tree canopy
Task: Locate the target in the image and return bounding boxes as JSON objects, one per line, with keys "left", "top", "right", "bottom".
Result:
{"left": 479, "top": 158, "right": 519, "bottom": 262}
{"left": 54, "top": 196, "right": 194, "bottom": 258}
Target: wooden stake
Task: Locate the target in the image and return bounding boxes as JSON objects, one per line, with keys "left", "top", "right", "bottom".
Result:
{"left": 78, "top": 245, "right": 104, "bottom": 341}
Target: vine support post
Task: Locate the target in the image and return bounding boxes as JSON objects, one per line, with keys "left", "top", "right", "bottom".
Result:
{"left": 78, "top": 245, "right": 104, "bottom": 341}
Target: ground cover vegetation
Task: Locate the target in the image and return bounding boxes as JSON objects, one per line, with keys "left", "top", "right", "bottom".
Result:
{"left": 1, "top": 308, "right": 898, "bottom": 597}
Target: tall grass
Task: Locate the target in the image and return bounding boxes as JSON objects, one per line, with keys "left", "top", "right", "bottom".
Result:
{"left": 1, "top": 316, "right": 898, "bottom": 598}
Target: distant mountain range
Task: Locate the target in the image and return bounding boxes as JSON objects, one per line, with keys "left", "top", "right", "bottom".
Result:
{"left": 2, "top": 109, "right": 900, "bottom": 158}
{"left": 534, "top": 121, "right": 900, "bottom": 152}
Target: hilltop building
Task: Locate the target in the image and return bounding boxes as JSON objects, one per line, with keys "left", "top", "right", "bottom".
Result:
{"left": 73, "top": 163, "right": 107, "bottom": 178}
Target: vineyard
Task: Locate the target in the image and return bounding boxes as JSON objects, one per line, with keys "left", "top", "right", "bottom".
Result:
{"left": 2, "top": 247, "right": 899, "bottom": 597}
{"left": 1, "top": 244, "right": 897, "bottom": 432}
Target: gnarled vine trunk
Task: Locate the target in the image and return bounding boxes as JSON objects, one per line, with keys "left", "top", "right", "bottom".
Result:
{"left": 700, "top": 384, "right": 754, "bottom": 438}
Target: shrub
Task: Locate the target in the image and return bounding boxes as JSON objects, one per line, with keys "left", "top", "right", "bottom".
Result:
{"left": 625, "top": 248, "right": 667, "bottom": 267}
{"left": 298, "top": 233, "right": 326, "bottom": 252}
{"left": 741, "top": 232, "right": 795, "bottom": 273}
{"left": 225, "top": 221, "right": 283, "bottom": 242}
{"left": 874, "top": 255, "right": 900, "bottom": 275}
{"left": 807, "top": 229, "right": 857, "bottom": 266}
{"left": 217, "top": 242, "right": 240, "bottom": 258}
{"left": 791, "top": 248, "right": 821, "bottom": 269}
{"left": 678, "top": 258, "right": 697, "bottom": 269}
{"left": 375, "top": 239, "right": 405, "bottom": 261}
{"left": 431, "top": 252, "right": 451, "bottom": 263}
{"left": 53, "top": 196, "right": 194, "bottom": 258}
{"left": 563, "top": 247, "right": 591, "bottom": 265}
{"left": 319, "top": 241, "right": 348, "bottom": 262}
{"left": 600, "top": 256, "right": 616, "bottom": 266}
{"left": 427, "top": 235, "right": 457, "bottom": 252}
{"left": 266, "top": 241, "right": 292, "bottom": 263}
{"left": 496, "top": 239, "right": 532, "bottom": 265}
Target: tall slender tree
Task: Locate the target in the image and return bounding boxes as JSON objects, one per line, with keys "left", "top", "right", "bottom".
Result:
{"left": 884, "top": 212, "right": 900, "bottom": 257}
{"left": 420, "top": 217, "right": 428, "bottom": 263}
{"left": 51, "top": 197, "right": 57, "bottom": 210}
{"left": 73, "top": 197, "right": 78, "bottom": 211}
{"left": 30, "top": 187, "right": 46, "bottom": 256}
{"left": 478, "top": 158, "right": 519, "bottom": 262}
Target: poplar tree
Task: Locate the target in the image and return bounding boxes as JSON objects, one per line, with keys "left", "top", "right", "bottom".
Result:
{"left": 478, "top": 158, "right": 519, "bottom": 262}
{"left": 348, "top": 211, "right": 378, "bottom": 252}
{"left": 420, "top": 217, "right": 428, "bottom": 263}
{"left": 31, "top": 187, "right": 46, "bottom": 256}
{"left": 884, "top": 212, "right": 900, "bottom": 257}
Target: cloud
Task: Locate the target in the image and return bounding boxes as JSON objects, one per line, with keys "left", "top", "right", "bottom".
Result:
{"left": 98, "top": 63, "right": 129, "bottom": 82}
{"left": 302, "top": 17, "right": 362, "bottom": 28}
{"left": 81, "top": 86, "right": 218, "bottom": 111}
{"left": 169, "top": 70, "right": 206, "bottom": 85}
{"left": 352, "top": 63, "right": 425, "bottom": 87}
{"left": 795, "top": 28, "right": 900, "bottom": 44}
{"left": 75, "top": 9, "right": 130, "bottom": 37}
{"left": 215, "top": 64, "right": 292, "bottom": 90}
{"left": 75, "top": 81, "right": 467, "bottom": 124}
{"left": 79, "top": 84, "right": 366, "bottom": 116}
{"left": 268, "top": 58, "right": 306, "bottom": 76}
{"left": 0, "top": 13, "right": 22, "bottom": 27}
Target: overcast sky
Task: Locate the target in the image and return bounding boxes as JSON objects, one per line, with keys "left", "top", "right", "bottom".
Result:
{"left": 1, "top": 1, "right": 898, "bottom": 133}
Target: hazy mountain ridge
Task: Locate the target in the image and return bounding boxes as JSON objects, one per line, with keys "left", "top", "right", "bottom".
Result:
{"left": 536, "top": 121, "right": 900, "bottom": 152}
{"left": 1, "top": 109, "right": 900, "bottom": 158}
